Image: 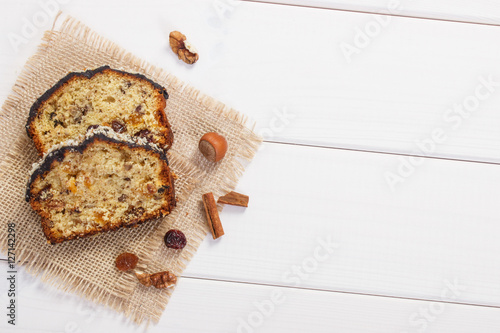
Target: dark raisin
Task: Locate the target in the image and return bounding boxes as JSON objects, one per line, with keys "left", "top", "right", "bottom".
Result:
{"left": 135, "top": 105, "right": 143, "bottom": 113}
{"left": 164, "top": 229, "right": 187, "bottom": 250}
{"left": 115, "top": 252, "right": 139, "bottom": 272}
{"left": 126, "top": 207, "right": 145, "bottom": 218}
{"left": 81, "top": 105, "right": 90, "bottom": 115}
{"left": 111, "top": 120, "right": 126, "bottom": 133}
{"left": 157, "top": 185, "right": 169, "bottom": 194}
{"left": 118, "top": 194, "right": 128, "bottom": 202}
{"left": 135, "top": 129, "right": 153, "bottom": 142}
{"left": 53, "top": 120, "right": 64, "bottom": 127}
{"left": 70, "top": 207, "right": 81, "bottom": 214}
{"left": 135, "top": 129, "right": 150, "bottom": 137}
{"left": 49, "top": 112, "right": 56, "bottom": 119}
{"left": 87, "top": 124, "right": 99, "bottom": 131}
{"left": 124, "top": 177, "right": 131, "bottom": 181}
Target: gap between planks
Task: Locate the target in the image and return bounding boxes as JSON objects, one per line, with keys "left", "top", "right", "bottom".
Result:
{"left": 242, "top": 0, "right": 500, "bottom": 28}
{"left": 263, "top": 140, "right": 500, "bottom": 167}
{"left": 3, "top": 140, "right": 499, "bottom": 311}
{"left": 180, "top": 276, "right": 500, "bottom": 310}
{"left": 2, "top": 257, "right": 498, "bottom": 312}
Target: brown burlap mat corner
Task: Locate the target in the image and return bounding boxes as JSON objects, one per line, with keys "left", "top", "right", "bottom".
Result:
{"left": 0, "top": 15, "right": 261, "bottom": 324}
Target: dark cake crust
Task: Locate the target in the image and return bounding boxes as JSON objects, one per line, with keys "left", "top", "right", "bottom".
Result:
{"left": 26, "top": 66, "right": 174, "bottom": 155}
{"left": 26, "top": 134, "right": 176, "bottom": 244}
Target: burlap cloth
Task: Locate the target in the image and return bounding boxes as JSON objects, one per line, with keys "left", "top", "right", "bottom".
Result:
{"left": 0, "top": 15, "right": 261, "bottom": 324}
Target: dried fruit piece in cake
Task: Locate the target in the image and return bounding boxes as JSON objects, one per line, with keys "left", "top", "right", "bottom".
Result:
{"left": 26, "top": 66, "right": 173, "bottom": 155}
{"left": 26, "top": 129, "right": 176, "bottom": 244}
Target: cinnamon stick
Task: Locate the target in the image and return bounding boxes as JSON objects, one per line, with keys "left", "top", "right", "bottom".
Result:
{"left": 217, "top": 191, "right": 249, "bottom": 207}
{"left": 202, "top": 192, "right": 224, "bottom": 239}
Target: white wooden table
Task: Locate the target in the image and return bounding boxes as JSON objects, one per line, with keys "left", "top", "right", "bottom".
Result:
{"left": 2, "top": 0, "right": 500, "bottom": 332}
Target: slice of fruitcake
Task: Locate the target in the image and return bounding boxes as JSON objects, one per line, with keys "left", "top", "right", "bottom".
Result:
{"left": 26, "top": 66, "right": 173, "bottom": 155}
{"left": 26, "top": 127, "right": 176, "bottom": 244}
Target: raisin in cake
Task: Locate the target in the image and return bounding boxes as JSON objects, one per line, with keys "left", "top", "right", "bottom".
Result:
{"left": 26, "top": 127, "right": 176, "bottom": 244}
{"left": 26, "top": 66, "right": 173, "bottom": 155}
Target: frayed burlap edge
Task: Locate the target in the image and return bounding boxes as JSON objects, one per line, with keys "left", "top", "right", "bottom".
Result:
{"left": 0, "top": 13, "right": 262, "bottom": 325}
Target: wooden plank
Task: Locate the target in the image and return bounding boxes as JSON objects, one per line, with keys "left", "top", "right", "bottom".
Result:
{"left": 4, "top": 144, "right": 500, "bottom": 306}
{"left": 3, "top": 144, "right": 500, "bottom": 307}
{"left": 2, "top": 1, "right": 500, "bottom": 162}
{"left": 184, "top": 142, "right": 500, "bottom": 307}
{"left": 1, "top": 0, "right": 500, "bottom": 319}
{"left": 1, "top": 263, "right": 500, "bottom": 332}
{"left": 250, "top": 0, "right": 500, "bottom": 25}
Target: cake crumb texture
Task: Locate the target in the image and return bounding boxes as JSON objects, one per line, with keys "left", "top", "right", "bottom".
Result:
{"left": 26, "top": 134, "right": 175, "bottom": 244}
{"left": 26, "top": 66, "right": 173, "bottom": 155}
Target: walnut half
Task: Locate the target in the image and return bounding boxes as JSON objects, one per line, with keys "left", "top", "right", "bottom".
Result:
{"left": 169, "top": 31, "right": 199, "bottom": 64}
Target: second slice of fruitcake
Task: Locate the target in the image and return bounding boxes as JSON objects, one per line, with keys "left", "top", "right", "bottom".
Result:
{"left": 26, "top": 127, "right": 176, "bottom": 244}
{"left": 26, "top": 66, "right": 173, "bottom": 155}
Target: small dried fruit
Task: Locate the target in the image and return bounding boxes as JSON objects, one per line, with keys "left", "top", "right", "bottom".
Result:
{"left": 135, "top": 129, "right": 153, "bottom": 142}
{"left": 111, "top": 120, "right": 127, "bottom": 133}
{"left": 199, "top": 132, "right": 228, "bottom": 162}
{"left": 169, "top": 31, "right": 199, "bottom": 64}
{"left": 217, "top": 191, "right": 249, "bottom": 207}
{"left": 87, "top": 124, "right": 100, "bottom": 131}
{"left": 118, "top": 194, "right": 128, "bottom": 202}
{"left": 164, "top": 229, "right": 187, "bottom": 249}
{"left": 157, "top": 185, "right": 169, "bottom": 194}
{"left": 67, "top": 177, "right": 77, "bottom": 194}
{"left": 115, "top": 252, "right": 139, "bottom": 272}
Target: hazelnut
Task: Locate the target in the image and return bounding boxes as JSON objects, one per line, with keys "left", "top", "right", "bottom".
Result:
{"left": 199, "top": 132, "right": 228, "bottom": 162}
